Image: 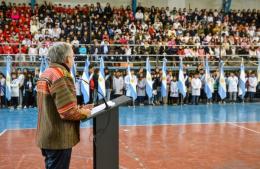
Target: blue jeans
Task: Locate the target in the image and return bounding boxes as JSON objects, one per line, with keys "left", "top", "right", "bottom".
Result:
{"left": 41, "top": 148, "right": 72, "bottom": 169}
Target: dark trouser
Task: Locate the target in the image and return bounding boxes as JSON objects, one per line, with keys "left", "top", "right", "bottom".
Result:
{"left": 169, "top": 97, "right": 178, "bottom": 104}
{"left": 11, "top": 97, "right": 18, "bottom": 108}
{"left": 192, "top": 96, "right": 199, "bottom": 105}
{"left": 248, "top": 92, "right": 255, "bottom": 102}
{"left": 0, "top": 96, "right": 6, "bottom": 108}
{"left": 77, "top": 95, "right": 83, "bottom": 105}
{"left": 137, "top": 96, "right": 145, "bottom": 104}
{"left": 41, "top": 148, "right": 72, "bottom": 169}
{"left": 24, "top": 91, "right": 33, "bottom": 107}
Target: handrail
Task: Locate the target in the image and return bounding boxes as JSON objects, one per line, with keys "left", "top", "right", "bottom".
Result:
{"left": 1, "top": 43, "right": 260, "bottom": 47}
{"left": 0, "top": 54, "right": 259, "bottom": 58}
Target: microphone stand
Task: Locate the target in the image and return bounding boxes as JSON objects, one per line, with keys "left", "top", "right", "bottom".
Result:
{"left": 77, "top": 77, "right": 110, "bottom": 109}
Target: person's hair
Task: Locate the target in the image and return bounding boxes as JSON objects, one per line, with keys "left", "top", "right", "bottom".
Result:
{"left": 47, "top": 42, "right": 72, "bottom": 64}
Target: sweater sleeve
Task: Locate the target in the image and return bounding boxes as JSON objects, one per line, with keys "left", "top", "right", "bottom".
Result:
{"left": 50, "top": 77, "right": 87, "bottom": 121}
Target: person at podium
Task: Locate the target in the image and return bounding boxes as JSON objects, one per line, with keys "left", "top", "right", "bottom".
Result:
{"left": 36, "top": 42, "right": 93, "bottom": 169}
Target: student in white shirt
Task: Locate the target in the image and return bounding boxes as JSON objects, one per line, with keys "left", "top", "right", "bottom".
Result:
{"left": 169, "top": 76, "right": 179, "bottom": 105}
{"left": 75, "top": 74, "right": 83, "bottom": 105}
{"left": 248, "top": 73, "right": 258, "bottom": 102}
{"left": 227, "top": 72, "right": 238, "bottom": 103}
{"left": 191, "top": 73, "right": 202, "bottom": 105}
{"left": 39, "top": 44, "right": 49, "bottom": 58}
{"left": 11, "top": 73, "right": 20, "bottom": 109}
{"left": 17, "top": 70, "right": 25, "bottom": 108}
{"left": 28, "top": 44, "right": 38, "bottom": 62}
{"left": 0, "top": 73, "right": 6, "bottom": 108}
{"left": 112, "top": 71, "right": 124, "bottom": 98}
{"left": 137, "top": 73, "right": 146, "bottom": 105}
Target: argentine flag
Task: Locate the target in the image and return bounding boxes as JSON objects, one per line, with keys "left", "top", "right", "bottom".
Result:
{"left": 39, "top": 56, "right": 45, "bottom": 77}
{"left": 5, "top": 56, "right": 12, "bottom": 101}
{"left": 218, "top": 61, "right": 227, "bottom": 100}
{"left": 127, "top": 60, "right": 137, "bottom": 100}
{"left": 146, "top": 57, "right": 153, "bottom": 98}
{"left": 98, "top": 57, "right": 106, "bottom": 99}
{"left": 81, "top": 58, "right": 91, "bottom": 104}
{"left": 178, "top": 58, "right": 187, "bottom": 97}
{"left": 70, "top": 62, "right": 77, "bottom": 84}
{"left": 161, "top": 58, "right": 167, "bottom": 97}
{"left": 44, "top": 56, "right": 49, "bottom": 69}
{"left": 239, "top": 58, "right": 246, "bottom": 98}
{"left": 257, "top": 57, "right": 260, "bottom": 82}
{"left": 204, "top": 56, "right": 213, "bottom": 99}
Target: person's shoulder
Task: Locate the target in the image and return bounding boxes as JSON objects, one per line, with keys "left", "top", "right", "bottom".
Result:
{"left": 41, "top": 67, "right": 68, "bottom": 84}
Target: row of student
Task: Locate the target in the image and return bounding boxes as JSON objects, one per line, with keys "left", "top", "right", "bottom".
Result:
{"left": 0, "top": 69, "right": 38, "bottom": 109}
{"left": 0, "top": 67, "right": 259, "bottom": 108}
{"left": 73, "top": 68, "right": 259, "bottom": 106}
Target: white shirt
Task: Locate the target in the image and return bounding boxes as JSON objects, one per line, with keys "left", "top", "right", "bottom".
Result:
{"left": 170, "top": 81, "right": 179, "bottom": 97}
{"left": 30, "top": 24, "right": 39, "bottom": 34}
{"left": 248, "top": 76, "right": 258, "bottom": 92}
{"left": 75, "top": 79, "right": 81, "bottom": 96}
{"left": 0, "top": 78, "right": 5, "bottom": 96}
{"left": 11, "top": 79, "right": 20, "bottom": 97}
{"left": 18, "top": 74, "right": 25, "bottom": 87}
{"left": 113, "top": 76, "right": 124, "bottom": 95}
{"left": 191, "top": 78, "right": 202, "bottom": 96}
{"left": 135, "top": 12, "right": 144, "bottom": 20}
{"left": 228, "top": 76, "right": 238, "bottom": 92}
{"left": 22, "top": 39, "right": 32, "bottom": 46}
{"left": 52, "top": 28, "right": 61, "bottom": 38}
{"left": 28, "top": 47, "right": 38, "bottom": 55}
{"left": 39, "top": 47, "right": 48, "bottom": 56}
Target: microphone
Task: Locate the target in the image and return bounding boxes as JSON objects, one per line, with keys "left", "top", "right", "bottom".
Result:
{"left": 76, "top": 77, "right": 110, "bottom": 109}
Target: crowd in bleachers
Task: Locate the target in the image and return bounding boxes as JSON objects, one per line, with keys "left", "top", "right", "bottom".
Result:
{"left": 0, "top": 2, "right": 260, "bottom": 108}
{"left": 0, "top": 1, "right": 260, "bottom": 63}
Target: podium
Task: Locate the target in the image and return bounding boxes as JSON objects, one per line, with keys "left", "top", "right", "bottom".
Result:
{"left": 87, "top": 96, "right": 131, "bottom": 169}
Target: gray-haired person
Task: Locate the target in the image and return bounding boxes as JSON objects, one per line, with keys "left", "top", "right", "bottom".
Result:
{"left": 36, "top": 42, "right": 93, "bottom": 169}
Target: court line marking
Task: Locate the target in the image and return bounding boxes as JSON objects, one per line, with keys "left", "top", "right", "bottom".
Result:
{"left": 228, "top": 122, "right": 260, "bottom": 134}
{"left": 120, "top": 121, "right": 260, "bottom": 127}
{"left": 0, "top": 129, "right": 7, "bottom": 136}
{"left": 7, "top": 128, "right": 36, "bottom": 131}
{"left": 1, "top": 121, "right": 260, "bottom": 136}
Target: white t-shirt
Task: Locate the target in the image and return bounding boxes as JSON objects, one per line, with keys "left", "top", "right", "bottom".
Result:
{"left": 11, "top": 79, "right": 20, "bottom": 97}
{"left": 228, "top": 76, "right": 238, "bottom": 92}
{"left": 18, "top": 74, "right": 25, "bottom": 88}
{"left": 113, "top": 76, "right": 124, "bottom": 95}
{"left": 39, "top": 47, "right": 48, "bottom": 56}
{"left": 135, "top": 12, "right": 144, "bottom": 20}
{"left": 0, "top": 78, "right": 5, "bottom": 96}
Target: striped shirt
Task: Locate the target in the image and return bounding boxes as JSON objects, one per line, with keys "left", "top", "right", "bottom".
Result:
{"left": 36, "top": 63, "right": 86, "bottom": 149}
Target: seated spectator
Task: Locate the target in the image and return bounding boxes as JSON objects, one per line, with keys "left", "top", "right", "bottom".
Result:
{"left": 28, "top": 44, "right": 38, "bottom": 62}
{"left": 11, "top": 9, "right": 20, "bottom": 20}
{"left": 135, "top": 9, "right": 144, "bottom": 21}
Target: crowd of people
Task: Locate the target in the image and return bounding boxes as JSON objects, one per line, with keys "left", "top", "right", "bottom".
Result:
{"left": 0, "top": 2, "right": 260, "bottom": 108}
{"left": 0, "top": 1, "right": 259, "bottom": 63}
{"left": 0, "top": 64, "right": 259, "bottom": 109}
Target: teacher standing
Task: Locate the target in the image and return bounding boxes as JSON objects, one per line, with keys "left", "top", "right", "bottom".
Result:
{"left": 36, "top": 42, "right": 92, "bottom": 169}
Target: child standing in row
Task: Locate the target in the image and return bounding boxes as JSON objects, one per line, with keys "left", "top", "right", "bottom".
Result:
{"left": 11, "top": 73, "right": 20, "bottom": 109}
{"left": 169, "top": 76, "right": 179, "bottom": 105}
